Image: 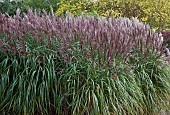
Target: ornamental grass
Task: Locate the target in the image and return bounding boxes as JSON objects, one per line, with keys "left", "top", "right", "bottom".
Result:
{"left": 0, "top": 9, "right": 169, "bottom": 115}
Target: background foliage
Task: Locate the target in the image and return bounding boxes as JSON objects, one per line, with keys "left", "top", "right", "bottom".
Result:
{"left": 55, "top": 0, "right": 97, "bottom": 16}
{"left": 56, "top": 0, "right": 170, "bottom": 31}
{"left": 0, "top": 0, "right": 27, "bottom": 16}
{"left": 24, "top": 0, "right": 60, "bottom": 13}
{"left": 1, "top": 0, "right": 169, "bottom": 31}
{"left": 0, "top": 0, "right": 60, "bottom": 16}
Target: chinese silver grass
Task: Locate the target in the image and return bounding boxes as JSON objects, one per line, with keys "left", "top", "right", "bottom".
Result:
{"left": 0, "top": 9, "right": 169, "bottom": 115}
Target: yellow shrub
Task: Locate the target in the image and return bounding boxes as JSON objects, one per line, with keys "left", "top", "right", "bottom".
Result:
{"left": 93, "top": 0, "right": 170, "bottom": 30}
{"left": 136, "top": 0, "right": 170, "bottom": 31}
{"left": 55, "top": 0, "right": 170, "bottom": 30}
{"left": 55, "top": 0, "right": 96, "bottom": 16}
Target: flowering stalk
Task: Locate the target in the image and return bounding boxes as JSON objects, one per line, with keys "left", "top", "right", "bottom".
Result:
{"left": 0, "top": 9, "right": 163, "bottom": 68}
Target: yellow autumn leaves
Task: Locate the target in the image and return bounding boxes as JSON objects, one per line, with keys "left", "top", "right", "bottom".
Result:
{"left": 56, "top": 0, "right": 93, "bottom": 16}
{"left": 55, "top": 0, "right": 170, "bottom": 30}
{"left": 137, "top": 0, "right": 170, "bottom": 30}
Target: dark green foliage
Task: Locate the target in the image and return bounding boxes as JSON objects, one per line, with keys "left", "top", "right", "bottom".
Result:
{"left": 24, "top": 0, "right": 60, "bottom": 12}
{"left": 0, "top": 0, "right": 60, "bottom": 16}
{"left": 0, "top": 33, "right": 67, "bottom": 114}
{"left": 0, "top": 0, "right": 27, "bottom": 16}
{"left": 129, "top": 49, "right": 170, "bottom": 113}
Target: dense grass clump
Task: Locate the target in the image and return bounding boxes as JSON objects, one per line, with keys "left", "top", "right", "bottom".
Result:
{"left": 0, "top": 9, "right": 170, "bottom": 114}
{"left": 0, "top": 38, "right": 68, "bottom": 114}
